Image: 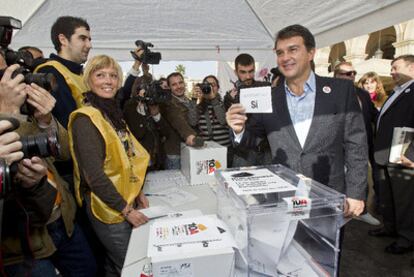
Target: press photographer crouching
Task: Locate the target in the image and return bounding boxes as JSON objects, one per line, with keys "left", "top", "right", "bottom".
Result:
{"left": 124, "top": 79, "right": 172, "bottom": 170}
{"left": 189, "top": 76, "right": 232, "bottom": 164}
{"left": 0, "top": 63, "right": 96, "bottom": 275}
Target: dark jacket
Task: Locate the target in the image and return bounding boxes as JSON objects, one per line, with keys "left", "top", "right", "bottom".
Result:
{"left": 160, "top": 96, "right": 197, "bottom": 155}
{"left": 240, "top": 76, "right": 368, "bottom": 200}
{"left": 374, "top": 81, "right": 414, "bottom": 165}
{"left": 1, "top": 116, "right": 77, "bottom": 265}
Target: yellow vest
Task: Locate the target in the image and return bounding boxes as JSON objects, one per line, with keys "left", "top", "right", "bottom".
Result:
{"left": 68, "top": 106, "right": 150, "bottom": 224}
{"left": 35, "top": 60, "right": 87, "bottom": 107}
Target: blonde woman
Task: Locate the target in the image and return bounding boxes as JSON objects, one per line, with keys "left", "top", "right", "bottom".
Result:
{"left": 68, "top": 55, "right": 150, "bottom": 276}
{"left": 358, "top": 71, "right": 387, "bottom": 109}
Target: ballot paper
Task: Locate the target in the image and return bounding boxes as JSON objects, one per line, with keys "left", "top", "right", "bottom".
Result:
{"left": 139, "top": 206, "right": 171, "bottom": 220}
{"left": 145, "top": 187, "right": 199, "bottom": 207}
{"left": 220, "top": 168, "right": 297, "bottom": 195}
{"left": 239, "top": 86, "right": 272, "bottom": 113}
{"left": 144, "top": 170, "right": 189, "bottom": 193}
{"left": 148, "top": 215, "right": 237, "bottom": 257}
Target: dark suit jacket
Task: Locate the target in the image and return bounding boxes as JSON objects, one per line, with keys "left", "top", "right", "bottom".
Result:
{"left": 355, "top": 87, "right": 379, "bottom": 160}
{"left": 374, "top": 81, "right": 414, "bottom": 165}
{"left": 241, "top": 75, "right": 368, "bottom": 200}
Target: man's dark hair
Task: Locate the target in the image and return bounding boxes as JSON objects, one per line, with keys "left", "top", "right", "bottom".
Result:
{"left": 392, "top": 54, "right": 414, "bottom": 65}
{"left": 202, "top": 75, "right": 220, "bottom": 89}
{"left": 235, "top": 53, "right": 255, "bottom": 70}
{"left": 166, "top": 72, "right": 184, "bottom": 86}
{"left": 275, "top": 24, "right": 315, "bottom": 51}
{"left": 51, "top": 16, "right": 90, "bottom": 52}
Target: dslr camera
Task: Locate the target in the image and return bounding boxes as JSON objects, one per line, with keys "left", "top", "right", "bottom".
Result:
{"left": 134, "top": 80, "right": 171, "bottom": 105}
{"left": 0, "top": 117, "right": 60, "bottom": 198}
{"left": 197, "top": 81, "right": 212, "bottom": 95}
{"left": 131, "top": 40, "right": 161, "bottom": 64}
{"left": 0, "top": 16, "right": 55, "bottom": 91}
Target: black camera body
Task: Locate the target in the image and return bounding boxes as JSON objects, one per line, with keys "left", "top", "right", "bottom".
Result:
{"left": 135, "top": 80, "right": 171, "bottom": 105}
{"left": 131, "top": 40, "right": 161, "bottom": 64}
{"left": 197, "top": 81, "right": 212, "bottom": 95}
{"left": 0, "top": 117, "right": 60, "bottom": 198}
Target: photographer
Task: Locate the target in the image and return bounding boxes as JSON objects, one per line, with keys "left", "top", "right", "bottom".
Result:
{"left": 190, "top": 75, "right": 231, "bottom": 152}
{"left": 124, "top": 79, "right": 172, "bottom": 170}
{"left": 0, "top": 64, "right": 95, "bottom": 276}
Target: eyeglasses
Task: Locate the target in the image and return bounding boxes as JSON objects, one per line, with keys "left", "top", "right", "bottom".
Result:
{"left": 337, "top": 70, "right": 357, "bottom": 77}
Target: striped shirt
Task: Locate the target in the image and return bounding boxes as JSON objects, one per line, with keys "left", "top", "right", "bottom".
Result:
{"left": 198, "top": 105, "right": 231, "bottom": 147}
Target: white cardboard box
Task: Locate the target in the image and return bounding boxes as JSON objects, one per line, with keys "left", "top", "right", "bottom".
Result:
{"left": 181, "top": 141, "right": 227, "bottom": 185}
{"left": 148, "top": 215, "right": 235, "bottom": 277}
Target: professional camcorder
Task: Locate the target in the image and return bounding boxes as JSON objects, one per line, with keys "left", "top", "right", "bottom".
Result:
{"left": 0, "top": 16, "right": 56, "bottom": 91}
{"left": 135, "top": 80, "right": 171, "bottom": 105}
{"left": 131, "top": 40, "right": 161, "bottom": 64}
{"left": 197, "top": 81, "right": 212, "bottom": 95}
{"left": 0, "top": 117, "right": 60, "bottom": 198}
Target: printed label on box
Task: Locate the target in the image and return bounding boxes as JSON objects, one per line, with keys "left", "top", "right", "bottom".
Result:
{"left": 283, "top": 196, "right": 312, "bottom": 219}
{"left": 196, "top": 159, "right": 222, "bottom": 175}
{"left": 158, "top": 262, "right": 194, "bottom": 277}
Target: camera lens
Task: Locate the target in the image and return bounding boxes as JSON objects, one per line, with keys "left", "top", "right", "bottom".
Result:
{"left": 24, "top": 72, "right": 57, "bottom": 91}
{"left": 0, "top": 158, "right": 11, "bottom": 198}
{"left": 21, "top": 130, "right": 60, "bottom": 159}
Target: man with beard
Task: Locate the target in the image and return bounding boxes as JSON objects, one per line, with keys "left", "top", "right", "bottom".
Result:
{"left": 36, "top": 16, "right": 92, "bottom": 129}
{"left": 224, "top": 53, "right": 271, "bottom": 167}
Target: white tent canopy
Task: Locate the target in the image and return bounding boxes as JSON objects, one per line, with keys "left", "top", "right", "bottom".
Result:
{"left": 3, "top": 0, "right": 413, "bottom": 62}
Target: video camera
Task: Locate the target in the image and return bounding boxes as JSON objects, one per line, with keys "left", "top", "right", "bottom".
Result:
{"left": 134, "top": 80, "right": 171, "bottom": 105}
{"left": 0, "top": 16, "right": 55, "bottom": 91}
{"left": 131, "top": 40, "right": 161, "bottom": 65}
{"left": 0, "top": 117, "right": 60, "bottom": 198}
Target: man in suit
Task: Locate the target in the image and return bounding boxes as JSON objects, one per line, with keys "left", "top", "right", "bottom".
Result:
{"left": 226, "top": 24, "right": 367, "bottom": 217}
{"left": 369, "top": 55, "right": 414, "bottom": 254}
{"left": 334, "top": 62, "right": 380, "bottom": 226}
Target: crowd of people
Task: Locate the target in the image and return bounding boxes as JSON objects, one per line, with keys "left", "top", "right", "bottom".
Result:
{"left": 0, "top": 15, "right": 413, "bottom": 277}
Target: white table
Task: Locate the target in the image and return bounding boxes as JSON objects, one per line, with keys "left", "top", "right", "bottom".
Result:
{"left": 122, "top": 171, "right": 218, "bottom": 277}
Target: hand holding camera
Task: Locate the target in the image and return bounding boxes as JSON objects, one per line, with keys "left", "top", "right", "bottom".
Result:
{"left": 25, "top": 83, "right": 56, "bottom": 127}
{"left": 0, "top": 64, "right": 27, "bottom": 113}
{"left": 0, "top": 119, "right": 23, "bottom": 165}
{"left": 14, "top": 156, "right": 47, "bottom": 189}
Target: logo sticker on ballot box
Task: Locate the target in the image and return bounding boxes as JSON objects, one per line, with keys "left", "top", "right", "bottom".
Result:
{"left": 283, "top": 196, "right": 312, "bottom": 219}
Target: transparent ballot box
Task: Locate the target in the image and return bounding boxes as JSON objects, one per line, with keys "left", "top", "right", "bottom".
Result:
{"left": 215, "top": 164, "right": 346, "bottom": 277}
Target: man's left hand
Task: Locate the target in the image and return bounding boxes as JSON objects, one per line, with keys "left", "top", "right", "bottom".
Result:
{"left": 26, "top": 83, "right": 56, "bottom": 127}
{"left": 344, "top": 198, "right": 364, "bottom": 217}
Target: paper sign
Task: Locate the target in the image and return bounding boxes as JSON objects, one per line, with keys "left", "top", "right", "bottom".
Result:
{"left": 220, "top": 168, "right": 297, "bottom": 195}
{"left": 148, "top": 216, "right": 236, "bottom": 257}
{"left": 239, "top": 86, "right": 272, "bottom": 113}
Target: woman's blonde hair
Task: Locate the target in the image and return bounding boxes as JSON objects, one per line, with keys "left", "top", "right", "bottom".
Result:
{"left": 357, "top": 71, "right": 385, "bottom": 95}
{"left": 83, "top": 55, "right": 123, "bottom": 91}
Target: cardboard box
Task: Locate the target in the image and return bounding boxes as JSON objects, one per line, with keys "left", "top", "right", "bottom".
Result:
{"left": 181, "top": 141, "right": 227, "bottom": 185}
{"left": 148, "top": 215, "right": 235, "bottom": 277}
